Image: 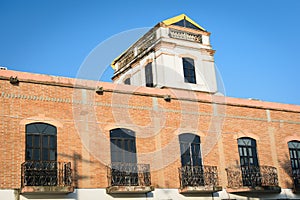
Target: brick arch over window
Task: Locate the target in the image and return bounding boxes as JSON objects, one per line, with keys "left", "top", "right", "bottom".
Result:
{"left": 178, "top": 133, "right": 202, "bottom": 167}
{"left": 25, "top": 122, "right": 57, "bottom": 161}
{"left": 235, "top": 132, "right": 260, "bottom": 142}
{"left": 20, "top": 115, "right": 63, "bottom": 128}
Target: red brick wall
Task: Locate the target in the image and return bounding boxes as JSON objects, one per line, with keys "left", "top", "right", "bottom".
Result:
{"left": 0, "top": 70, "right": 300, "bottom": 190}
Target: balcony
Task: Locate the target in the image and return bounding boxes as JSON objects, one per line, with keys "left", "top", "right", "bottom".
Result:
{"left": 178, "top": 165, "right": 222, "bottom": 194}
{"left": 169, "top": 29, "right": 202, "bottom": 43}
{"left": 106, "top": 162, "right": 154, "bottom": 194}
{"left": 21, "top": 161, "right": 73, "bottom": 194}
{"left": 226, "top": 165, "right": 280, "bottom": 193}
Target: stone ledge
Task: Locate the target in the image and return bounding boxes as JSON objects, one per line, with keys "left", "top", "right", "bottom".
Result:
{"left": 106, "top": 185, "right": 154, "bottom": 194}
{"left": 226, "top": 186, "right": 281, "bottom": 194}
{"left": 179, "top": 185, "right": 222, "bottom": 194}
{"left": 20, "top": 186, "right": 74, "bottom": 194}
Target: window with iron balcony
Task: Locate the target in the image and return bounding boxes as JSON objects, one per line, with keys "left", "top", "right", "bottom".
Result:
{"left": 106, "top": 128, "right": 153, "bottom": 194}
{"left": 21, "top": 123, "right": 73, "bottom": 194}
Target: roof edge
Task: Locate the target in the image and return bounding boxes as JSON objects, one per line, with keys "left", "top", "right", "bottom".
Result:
{"left": 1, "top": 69, "right": 300, "bottom": 112}
{"left": 162, "top": 14, "right": 206, "bottom": 31}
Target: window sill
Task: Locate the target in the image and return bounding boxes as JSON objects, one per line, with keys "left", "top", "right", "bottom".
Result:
{"left": 20, "top": 186, "right": 74, "bottom": 194}
{"left": 106, "top": 185, "right": 154, "bottom": 194}
{"left": 226, "top": 186, "right": 281, "bottom": 194}
{"left": 179, "top": 185, "right": 222, "bottom": 194}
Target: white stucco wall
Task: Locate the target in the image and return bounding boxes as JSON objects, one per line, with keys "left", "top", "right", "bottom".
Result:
{"left": 1, "top": 188, "right": 299, "bottom": 200}
{"left": 114, "top": 26, "right": 218, "bottom": 93}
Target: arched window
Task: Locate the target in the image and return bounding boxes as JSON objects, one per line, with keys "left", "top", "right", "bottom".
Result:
{"left": 182, "top": 57, "right": 196, "bottom": 84}
{"left": 26, "top": 123, "right": 57, "bottom": 161}
{"left": 238, "top": 137, "right": 260, "bottom": 186}
{"left": 110, "top": 128, "right": 137, "bottom": 164}
{"left": 178, "top": 133, "right": 204, "bottom": 187}
{"left": 110, "top": 128, "right": 138, "bottom": 186}
{"left": 288, "top": 141, "right": 300, "bottom": 179}
{"left": 238, "top": 137, "right": 259, "bottom": 167}
{"left": 179, "top": 133, "right": 202, "bottom": 167}
{"left": 145, "top": 62, "right": 153, "bottom": 87}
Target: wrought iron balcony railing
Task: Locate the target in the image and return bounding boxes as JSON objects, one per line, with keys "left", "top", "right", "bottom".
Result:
{"left": 107, "top": 162, "right": 151, "bottom": 187}
{"left": 226, "top": 165, "right": 279, "bottom": 189}
{"left": 178, "top": 165, "right": 219, "bottom": 189}
{"left": 21, "top": 161, "right": 72, "bottom": 188}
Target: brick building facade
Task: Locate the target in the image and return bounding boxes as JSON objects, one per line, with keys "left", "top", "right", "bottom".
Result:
{"left": 1, "top": 69, "right": 300, "bottom": 199}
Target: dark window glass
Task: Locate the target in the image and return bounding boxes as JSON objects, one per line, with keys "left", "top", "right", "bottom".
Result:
{"left": 49, "top": 136, "right": 56, "bottom": 148}
{"left": 145, "top": 63, "right": 154, "bottom": 87}
{"left": 110, "top": 128, "right": 137, "bottom": 164}
{"left": 26, "top": 135, "right": 32, "bottom": 148}
{"left": 26, "top": 149, "right": 33, "bottom": 160}
{"left": 34, "top": 135, "right": 40, "bottom": 148}
{"left": 179, "top": 133, "right": 202, "bottom": 166}
{"left": 25, "top": 123, "right": 57, "bottom": 161}
{"left": 33, "top": 149, "right": 40, "bottom": 160}
{"left": 173, "top": 19, "right": 202, "bottom": 30}
{"left": 238, "top": 138, "right": 259, "bottom": 167}
{"left": 124, "top": 78, "right": 131, "bottom": 85}
{"left": 43, "top": 136, "right": 48, "bottom": 147}
{"left": 182, "top": 57, "right": 196, "bottom": 84}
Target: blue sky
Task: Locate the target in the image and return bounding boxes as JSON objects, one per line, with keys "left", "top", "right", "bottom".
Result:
{"left": 0, "top": 0, "right": 299, "bottom": 105}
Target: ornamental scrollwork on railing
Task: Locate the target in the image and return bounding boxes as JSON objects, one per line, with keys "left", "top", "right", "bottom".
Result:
{"left": 260, "top": 165, "right": 279, "bottom": 186}
{"left": 21, "top": 161, "right": 72, "bottom": 187}
{"left": 178, "top": 165, "right": 219, "bottom": 188}
{"left": 226, "top": 165, "right": 279, "bottom": 188}
{"left": 107, "top": 162, "right": 151, "bottom": 187}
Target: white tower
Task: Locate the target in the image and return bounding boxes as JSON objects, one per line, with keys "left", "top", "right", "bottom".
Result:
{"left": 111, "top": 14, "right": 218, "bottom": 93}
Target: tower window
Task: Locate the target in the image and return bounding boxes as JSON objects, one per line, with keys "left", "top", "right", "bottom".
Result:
{"left": 145, "top": 63, "right": 153, "bottom": 87}
{"left": 182, "top": 57, "right": 196, "bottom": 84}
{"left": 124, "top": 77, "right": 131, "bottom": 85}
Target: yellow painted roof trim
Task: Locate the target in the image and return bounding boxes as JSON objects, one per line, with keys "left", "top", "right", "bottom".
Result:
{"left": 162, "top": 14, "right": 206, "bottom": 31}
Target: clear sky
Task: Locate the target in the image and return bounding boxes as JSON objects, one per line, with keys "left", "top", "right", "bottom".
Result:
{"left": 0, "top": 0, "right": 299, "bottom": 105}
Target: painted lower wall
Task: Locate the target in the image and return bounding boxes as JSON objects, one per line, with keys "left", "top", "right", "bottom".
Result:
{"left": 1, "top": 188, "right": 300, "bottom": 200}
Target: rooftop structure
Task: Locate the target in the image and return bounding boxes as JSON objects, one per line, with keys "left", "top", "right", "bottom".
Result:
{"left": 112, "top": 14, "right": 218, "bottom": 94}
